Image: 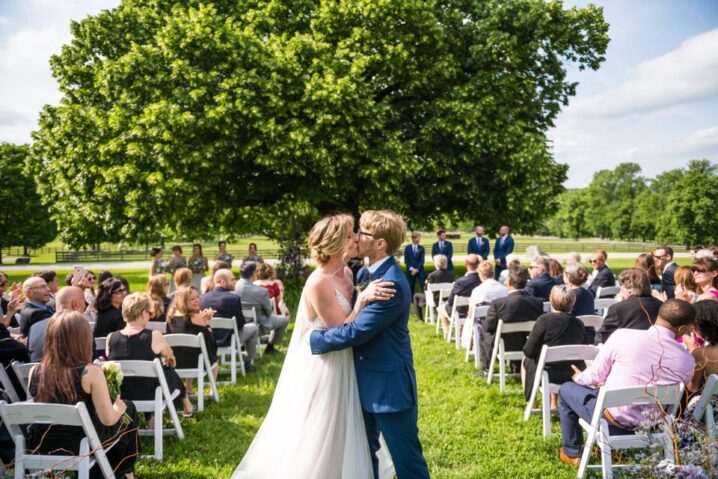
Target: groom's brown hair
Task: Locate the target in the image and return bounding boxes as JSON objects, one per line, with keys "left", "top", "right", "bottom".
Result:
{"left": 360, "top": 210, "right": 407, "bottom": 256}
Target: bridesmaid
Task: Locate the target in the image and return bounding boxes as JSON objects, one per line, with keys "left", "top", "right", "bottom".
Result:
{"left": 189, "top": 244, "right": 209, "bottom": 290}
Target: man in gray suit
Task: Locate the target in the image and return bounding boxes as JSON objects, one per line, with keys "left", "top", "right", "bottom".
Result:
{"left": 235, "top": 261, "right": 289, "bottom": 354}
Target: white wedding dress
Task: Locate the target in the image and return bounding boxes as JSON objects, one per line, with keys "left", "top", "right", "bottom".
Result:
{"left": 232, "top": 290, "right": 394, "bottom": 479}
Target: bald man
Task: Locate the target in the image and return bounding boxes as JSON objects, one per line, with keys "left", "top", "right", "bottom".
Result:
{"left": 201, "top": 269, "right": 259, "bottom": 372}
{"left": 18, "top": 277, "right": 54, "bottom": 338}
{"left": 28, "top": 286, "right": 85, "bottom": 361}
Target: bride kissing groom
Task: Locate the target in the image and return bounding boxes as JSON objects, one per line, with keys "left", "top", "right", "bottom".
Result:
{"left": 233, "top": 210, "right": 429, "bottom": 479}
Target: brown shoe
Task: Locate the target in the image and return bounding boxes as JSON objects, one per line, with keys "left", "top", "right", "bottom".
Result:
{"left": 559, "top": 447, "right": 580, "bottom": 466}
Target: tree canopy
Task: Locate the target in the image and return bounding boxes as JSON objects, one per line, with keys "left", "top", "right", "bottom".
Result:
{"left": 29, "top": 0, "right": 609, "bottom": 247}
{"left": 0, "top": 143, "right": 57, "bottom": 262}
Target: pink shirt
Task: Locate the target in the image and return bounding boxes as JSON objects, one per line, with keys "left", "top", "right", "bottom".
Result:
{"left": 575, "top": 325, "right": 695, "bottom": 428}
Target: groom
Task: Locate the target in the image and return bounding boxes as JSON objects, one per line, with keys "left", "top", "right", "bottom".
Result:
{"left": 310, "top": 210, "right": 430, "bottom": 479}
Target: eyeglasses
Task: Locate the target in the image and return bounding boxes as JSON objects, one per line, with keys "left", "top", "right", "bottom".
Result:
{"left": 113, "top": 288, "right": 128, "bottom": 294}
{"left": 87, "top": 276, "right": 96, "bottom": 281}
{"left": 589, "top": 260, "right": 600, "bottom": 264}
{"left": 529, "top": 265, "right": 541, "bottom": 269}
{"left": 356, "top": 230, "right": 373, "bottom": 238}
{"left": 27, "top": 285, "right": 49, "bottom": 290}
{"left": 691, "top": 268, "right": 707, "bottom": 274}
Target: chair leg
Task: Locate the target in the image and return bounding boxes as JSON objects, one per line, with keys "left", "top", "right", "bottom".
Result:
{"left": 165, "top": 390, "right": 185, "bottom": 440}
{"left": 498, "top": 345, "right": 506, "bottom": 393}
{"left": 154, "top": 388, "right": 163, "bottom": 460}
{"left": 14, "top": 434, "right": 25, "bottom": 479}
{"left": 599, "top": 430, "right": 612, "bottom": 479}
{"left": 78, "top": 439, "right": 90, "bottom": 479}
{"left": 487, "top": 341, "right": 499, "bottom": 385}
{"left": 230, "top": 341, "right": 237, "bottom": 384}
{"left": 577, "top": 428, "right": 596, "bottom": 479}
{"left": 198, "top": 365, "right": 205, "bottom": 412}
{"left": 541, "top": 381, "right": 551, "bottom": 438}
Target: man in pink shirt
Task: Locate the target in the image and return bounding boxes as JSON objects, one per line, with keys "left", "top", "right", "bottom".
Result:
{"left": 557, "top": 299, "right": 696, "bottom": 465}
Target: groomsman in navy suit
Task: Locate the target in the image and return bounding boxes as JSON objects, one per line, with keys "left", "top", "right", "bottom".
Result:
{"left": 403, "top": 232, "right": 425, "bottom": 293}
{"left": 431, "top": 229, "right": 454, "bottom": 271}
{"left": 467, "top": 224, "right": 490, "bottom": 260}
{"left": 493, "top": 225, "right": 514, "bottom": 277}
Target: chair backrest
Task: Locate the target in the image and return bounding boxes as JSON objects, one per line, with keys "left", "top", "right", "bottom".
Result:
{"left": 577, "top": 315, "right": 604, "bottom": 330}
{"left": 164, "top": 333, "right": 201, "bottom": 349}
{"left": 94, "top": 336, "right": 107, "bottom": 354}
{"left": 543, "top": 301, "right": 551, "bottom": 313}
{"left": 598, "top": 383, "right": 684, "bottom": 414}
{"left": 596, "top": 285, "right": 621, "bottom": 299}
{"left": 472, "top": 305, "right": 489, "bottom": 320}
{"left": 693, "top": 374, "right": 718, "bottom": 421}
{"left": 594, "top": 298, "right": 618, "bottom": 312}
{"left": 428, "top": 282, "right": 453, "bottom": 293}
{"left": 146, "top": 322, "right": 167, "bottom": 334}
{"left": 106, "top": 359, "right": 159, "bottom": 379}
{"left": 8, "top": 327, "right": 21, "bottom": 336}
{"left": 242, "top": 307, "right": 258, "bottom": 323}
{"left": 438, "top": 287, "right": 453, "bottom": 303}
{"left": 209, "top": 317, "right": 238, "bottom": 335}
{"left": 11, "top": 361, "right": 37, "bottom": 395}
{"left": 497, "top": 320, "right": 535, "bottom": 335}
{"left": 542, "top": 344, "right": 600, "bottom": 365}
{"left": 451, "top": 296, "right": 471, "bottom": 317}
{"left": 0, "top": 365, "right": 20, "bottom": 403}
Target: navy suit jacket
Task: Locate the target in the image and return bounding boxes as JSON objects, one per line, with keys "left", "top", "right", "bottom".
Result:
{"left": 403, "top": 244, "right": 425, "bottom": 276}
{"left": 588, "top": 265, "right": 616, "bottom": 297}
{"left": 525, "top": 272, "right": 560, "bottom": 301}
{"left": 493, "top": 235, "right": 514, "bottom": 265}
{"left": 310, "top": 257, "right": 417, "bottom": 414}
{"left": 444, "top": 272, "right": 482, "bottom": 316}
{"left": 200, "top": 287, "right": 245, "bottom": 346}
{"left": 467, "top": 236, "right": 490, "bottom": 260}
{"left": 431, "top": 241, "right": 454, "bottom": 270}
{"left": 662, "top": 262, "right": 677, "bottom": 299}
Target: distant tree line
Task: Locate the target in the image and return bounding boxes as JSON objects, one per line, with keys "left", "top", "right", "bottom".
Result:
{"left": 545, "top": 159, "right": 718, "bottom": 247}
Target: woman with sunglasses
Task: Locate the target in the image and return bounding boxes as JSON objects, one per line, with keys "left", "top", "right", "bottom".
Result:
{"left": 692, "top": 257, "right": 718, "bottom": 302}
{"left": 93, "top": 278, "right": 129, "bottom": 340}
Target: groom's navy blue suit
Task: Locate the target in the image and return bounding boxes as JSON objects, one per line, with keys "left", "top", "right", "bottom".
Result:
{"left": 310, "top": 256, "right": 430, "bottom": 479}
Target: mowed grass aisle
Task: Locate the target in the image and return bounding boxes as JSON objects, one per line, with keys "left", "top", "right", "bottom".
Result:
{"left": 136, "top": 318, "right": 576, "bottom": 478}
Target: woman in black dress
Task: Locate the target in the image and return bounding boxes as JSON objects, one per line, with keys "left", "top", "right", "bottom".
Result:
{"left": 107, "top": 292, "right": 193, "bottom": 417}
{"left": 93, "top": 278, "right": 128, "bottom": 338}
{"left": 166, "top": 286, "right": 217, "bottom": 396}
{"left": 27, "top": 311, "right": 140, "bottom": 479}
{"left": 522, "top": 285, "right": 587, "bottom": 406}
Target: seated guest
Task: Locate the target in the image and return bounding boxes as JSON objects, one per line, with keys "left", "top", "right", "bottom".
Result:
{"left": 235, "top": 262, "right": 289, "bottom": 355}
{"left": 146, "top": 274, "right": 170, "bottom": 322}
{"left": 255, "top": 262, "right": 289, "bottom": 317}
{"left": 565, "top": 252, "right": 582, "bottom": 266}
{"left": 439, "top": 254, "right": 482, "bottom": 338}
{"left": 673, "top": 266, "right": 700, "bottom": 303}
{"left": 595, "top": 268, "right": 663, "bottom": 344}
{"left": 34, "top": 271, "right": 59, "bottom": 308}
{"left": 692, "top": 257, "right": 718, "bottom": 302}
{"left": 108, "top": 293, "right": 192, "bottom": 417}
{"left": 412, "top": 254, "right": 454, "bottom": 322}
{"left": 525, "top": 256, "right": 560, "bottom": 301}
{"left": 168, "top": 267, "right": 193, "bottom": 299}
{"left": 685, "top": 300, "right": 718, "bottom": 395}
{"left": 27, "top": 311, "right": 140, "bottom": 478}
{"left": 654, "top": 246, "right": 676, "bottom": 298}
{"left": 470, "top": 260, "right": 509, "bottom": 306}
{"left": 479, "top": 266, "right": 543, "bottom": 375}
{"left": 548, "top": 259, "right": 564, "bottom": 285}
{"left": 18, "top": 277, "right": 54, "bottom": 338}
{"left": 167, "top": 286, "right": 218, "bottom": 386}
{"left": 557, "top": 299, "right": 696, "bottom": 466}
{"left": 0, "top": 322, "right": 30, "bottom": 401}
{"left": 201, "top": 269, "right": 259, "bottom": 373}
{"left": 28, "top": 286, "right": 86, "bottom": 362}
{"left": 588, "top": 249, "right": 616, "bottom": 297}
{"left": 522, "top": 285, "right": 587, "bottom": 405}
{"left": 98, "top": 270, "right": 114, "bottom": 285}
{"left": 200, "top": 260, "right": 229, "bottom": 294}
{"left": 93, "top": 278, "right": 128, "bottom": 339}
{"left": 635, "top": 253, "right": 661, "bottom": 291}
{"left": 498, "top": 255, "right": 520, "bottom": 285}
{"left": 0, "top": 278, "right": 23, "bottom": 328}
{"left": 563, "top": 264, "right": 594, "bottom": 317}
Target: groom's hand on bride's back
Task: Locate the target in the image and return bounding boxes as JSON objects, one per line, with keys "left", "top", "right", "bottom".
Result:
{"left": 358, "top": 279, "right": 395, "bottom": 307}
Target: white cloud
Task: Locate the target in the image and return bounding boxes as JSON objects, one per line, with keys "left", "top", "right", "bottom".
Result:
{"left": 0, "top": 16, "right": 10, "bottom": 25}
{"left": 569, "top": 29, "right": 718, "bottom": 119}
{"left": 622, "top": 126, "right": 718, "bottom": 160}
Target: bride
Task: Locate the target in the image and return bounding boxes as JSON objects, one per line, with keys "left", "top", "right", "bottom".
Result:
{"left": 232, "top": 214, "right": 396, "bottom": 479}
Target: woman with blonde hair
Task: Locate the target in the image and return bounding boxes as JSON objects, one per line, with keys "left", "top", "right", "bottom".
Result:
{"left": 146, "top": 274, "right": 170, "bottom": 322}
{"left": 232, "top": 213, "right": 397, "bottom": 478}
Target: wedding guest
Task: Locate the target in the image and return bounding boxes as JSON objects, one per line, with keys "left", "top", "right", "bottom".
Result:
{"left": 149, "top": 247, "right": 165, "bottom": 277}
{"left": 522, "top": 285, "right": 586, "bottom": 404}
{"left": 469, "top": 260, "right": 509, "bottom": 306}
{"left": 525, "top": 256, "right": 559, "bottom": 301}
{"left": 595, "top": 269, "right": 662, "bottom": 344}
{"left": 28, "top": 286, "right": 86, "bottom": 362}
{"left": 244, "top": 242, "right": 263, "bottom": 263}
{"left": 108, "top": 293, "right": 192, "bottom": 418}
{"left": 167, "top": 286, "right": 218, "bottom": 388}
{"left": 690, "top": 245, "right": 705, "bottom": 260}
{"left": 83, "top": 270, "right": 98, "bottom": 307}
{"left": 214, "top": 240, "right": 234, "bottom": 268}
{"left": 0, "top": 279, "right": 23, "bottom": 328}
{"left": 565, "top": 252, "right": 582, "bottom": 265}
{"left": 0, "top": 321, "right": 30, "bottom": 401}
{"left": 412, "top": 254, "right": 454, "bottom": 322}
{"left": 146, "top": 274, "right": 170, "bottom": 322}
{"left": 498, "top": 255, "right": 520, "bottom": 286}
{"left": 563, "top": 264, "right": 594, "bottom": 317}
{"left": 438, "top": 254, "right": 481, "bottom": 338}
{"left": 548, "top": 259, "right": 564, "bottom": 284}
{"left": 692, "top": 257, "right": 718, "bottom": 301}
{"left": 653, "top": 246, "right": 677, "bottom": 298}
{"left": 167, "top": 246, "right": 187, "bottom": 293}
{"left": 97, "top": 270, "right": 114, "bottom": 285}
{"left": 188, "top": 243, "right": 209, "bottom": 290}
{"left": 672, "top": 266, "right": 700, "bottom": 303}
{"left": 557, "top": 300, "right": 695, "bottom": 466}
{"left": 35, "top": 271, "right": 59, "bottom": 308}
{"left": 255, "top": 262, "right": 288, "bottom": 316}
{"left": 685, "top": 300, "right": 718, "bottom": 395}
{"left": 93, "top": 278, "right": 128, "bottom": 339}
{"left": 635, "top": 253, "right": 661, "bottom": 291}
{"left": 18, "top": 277, "right": 54, "bottom": 338}
{"left": 169, "top": 268, "right": 193, "bottom": 299}
{"left": 200, "top": 260, "right": 229, "bottom": 294}
{"left": 27, "top": 311, "right": 140, "bottom": 478}
{"left": 587, "top": 249, "right": 615, "bottom": 297}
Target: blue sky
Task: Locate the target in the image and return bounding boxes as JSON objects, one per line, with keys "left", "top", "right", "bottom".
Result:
{"left": 1, "top": 0, "right": 716, "bottom": 187}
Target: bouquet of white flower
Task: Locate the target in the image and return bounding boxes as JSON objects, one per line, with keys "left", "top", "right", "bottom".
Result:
{"left": 101, "top": 361, "right": 131, "bottom": 426}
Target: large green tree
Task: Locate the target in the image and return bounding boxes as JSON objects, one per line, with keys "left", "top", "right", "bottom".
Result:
{"left": 0, "top": 143, "right": 57, "bottom": 262}
{"left": 29, "top": 0, "right": 608, "bottom": 248}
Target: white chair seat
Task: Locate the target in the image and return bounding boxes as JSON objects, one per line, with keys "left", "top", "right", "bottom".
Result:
{"left": 163, "top": 333, "right": 219, "bottom": 412}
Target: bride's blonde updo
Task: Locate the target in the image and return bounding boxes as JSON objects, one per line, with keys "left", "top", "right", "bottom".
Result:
{"left": 308, "top": 214, "right": 354, "bottom": 266}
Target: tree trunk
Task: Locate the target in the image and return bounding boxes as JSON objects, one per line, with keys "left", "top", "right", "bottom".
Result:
{"left": 23, "top": 245, "right": 28, "bottom": 256}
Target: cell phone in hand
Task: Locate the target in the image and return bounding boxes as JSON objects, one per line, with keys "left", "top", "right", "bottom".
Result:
{"left": 72, "top": 265, "right": 86, "bottom": 285}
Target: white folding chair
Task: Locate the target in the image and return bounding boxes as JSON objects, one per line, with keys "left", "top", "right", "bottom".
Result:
{"left": 692, "top": 373, "right": 718, "bottom": 440}
{"left": 0, "top": 400, "right": 117, "bottom": 479}
{"left": 435, "top": 285, "right": 454, "bottom": 335}
{"left": 425, "top": 282, "right": 452, "bottom": 325}
{"left": 146, "top": 321, "right": 167, "bottom": 334}
{"left": 0, "top": 365, "right": 20, "bottom": 403}
{"left": 543, "top": 301, "right": 551, "bottom": 314}
{"left": 486, "top": 320, "right": 535, "bottom": 392}
{"left": 94, "top": 336, "right": 108, "bottom": 357}
{"left": 595, "top": 285, "right": 620, "bottom": 299}
{"left": 577, "top": 315, "right": 604, "bottom": 331}
{"left": 447, "top": 296, "right": 470, "bottom": 345}
{"left": 8, "top": 327, "right": 21, "bottom": 336}
{"left": 104, "top": 358, "right": 184, "bottom": 460}
{"left": 10, "top": 361, "right": 37, "bottom": 397}
{"left": 163, "top": 333, "right": 219, "bottom": 412}
{"left": 209, "top": 316, "right": 244, "bottom": 383}
{"left": 594, "top": 298, "right": 618, "bottom": 316}
{"left": 242, "top": 307, "right": 266, "bottom": 357}
{"left": 577, "top": 383, "right": 684, "bottom": 479}
{"left": 523, "top": 344, "right": 600, "bottom": 437}
{"left": 463, "top": 305, "right": 489, "bottom": 368}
